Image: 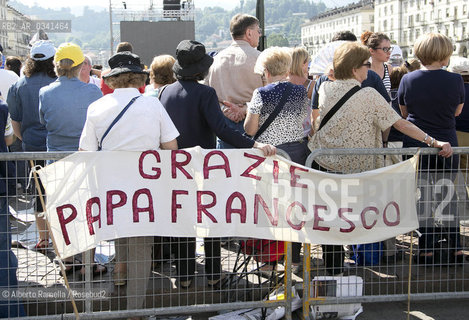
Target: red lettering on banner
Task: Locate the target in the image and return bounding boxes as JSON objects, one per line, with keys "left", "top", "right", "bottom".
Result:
{"left": 132, "top": 188, "right": 154, "bottom": 222}
{"left": 361, "top": 206, "right": 379, "bottom": 230}
{"left": 253, "top": 194, "right": 279, "bottom": 226}
{"left": 106, "top": 190, "right": 127, "bottom": 225}
{"left": 139, "top": 150, "right": 161, "bottom": 179}
{"left": 56, "top": 204, "right": 77, "bottom": 245}
{"left": 338, "top": 208, "right": 355, "bottom": 233}
{"left": 273, "top": 160, "right": 279, "bottom": 183}
{"left": 286, "top": 201, "right": 306, "bottom": 230}
{"left": 86, "top": 197, "right": 101, "bottom": 235}
{"left": 197, "top": 191, "right": 218, "bottom": 223}
{"left": 226, "top": 192, "right": 247, "bottom": 223}
{"left": 383, "top": 201, "right": 400, "bottom": 226}
{"left": 171, "top": 150, "right": 193, "bottom": 179}
{"left": 171, "top": 190, "right": 188, "bottom": 223}
{"left": 290, "top": 165, "right": 308, "bottom": 188}
{"left": 203, "top": 151, "right": 231, "bottom": 179}
{"left": 240, "top": 153, "right": 265, "bottom": 181}
{"left": 312, "top": 205, "right": 330, "bottom": 231}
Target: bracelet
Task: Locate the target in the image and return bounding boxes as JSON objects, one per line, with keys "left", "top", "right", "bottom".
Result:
{"left": 421, "top": 133, "right": 428, "bottom": 144}
{"left": 427, "top": 137, "right": 435, "bottom": 147}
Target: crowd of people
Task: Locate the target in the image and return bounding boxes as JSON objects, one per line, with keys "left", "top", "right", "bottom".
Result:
{"left": 0, "top": 11, "right": 468, "bottom": 319}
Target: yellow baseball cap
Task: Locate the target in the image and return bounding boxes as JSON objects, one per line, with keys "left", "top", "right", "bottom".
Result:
{"left": 54, "top": 42, "right": 84, "bottom": 67}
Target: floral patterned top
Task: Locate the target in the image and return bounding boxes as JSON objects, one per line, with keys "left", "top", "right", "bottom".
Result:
{"left": 247, "top": 81, "right": 308, "bottom": 146}
{"left": 308, "top": 78, "right": 401, "bottom": 173}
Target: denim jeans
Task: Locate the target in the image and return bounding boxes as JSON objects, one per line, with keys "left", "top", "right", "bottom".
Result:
{"left": 0, "top": 195, "right": 26, "bottom": 318}
{"left": 216, "top": 119, "right": 245, "bottom": 149}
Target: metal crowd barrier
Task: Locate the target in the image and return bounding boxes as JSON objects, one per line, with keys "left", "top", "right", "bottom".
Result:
{"left": 302, "top": 147, "right": 469, "bottom": 320}
{"left": 3, "top": 148, "right": 468, "bottom": 319}
{"left": 0, "top": 150, "right": 295, "bottom": 320}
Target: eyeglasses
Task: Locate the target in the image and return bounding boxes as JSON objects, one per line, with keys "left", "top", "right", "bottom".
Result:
{"left": 375, "top": 47, "right": 393, "bottom": 53}
{"left": 362, "top": 62, "right": 372, "bottom": 68}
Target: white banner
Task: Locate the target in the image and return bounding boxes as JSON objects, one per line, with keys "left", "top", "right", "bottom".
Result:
{"left": 38, "top": 147, "right": 419, "bottom": 259}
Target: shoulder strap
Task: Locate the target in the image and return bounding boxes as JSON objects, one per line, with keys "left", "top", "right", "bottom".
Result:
{"left": 318, "top": 85, "right": 360, "bottom": 131}
{"left": 98, "top": 96, "right": 140, "bottom": 151}
{"left": 253, "top": 83, "right": 292, "bottom": 140}
{"left": 157, "top": 84, "right": 169, "bottom": 100}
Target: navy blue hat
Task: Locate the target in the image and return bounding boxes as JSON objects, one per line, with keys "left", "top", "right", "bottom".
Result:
{"left": 172, "top": 40, "right": 213, "bottom": 77}
{"left": 104, "top": 51, "right": 147, "bottom": 78}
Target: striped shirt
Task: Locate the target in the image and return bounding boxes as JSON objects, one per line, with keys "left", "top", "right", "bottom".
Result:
{"left": 382, "top": 63, "right": 391, "bottom": 96}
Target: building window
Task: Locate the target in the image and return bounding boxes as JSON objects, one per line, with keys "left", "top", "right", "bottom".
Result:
{"left": 383, "top": 20, "right": 387, "bottom": 31}
{"left": 416, "top": 14, "right": 420, "bottom": 22}
{"left": 454, "top": 7, "right": 457, "bottom": 18}
{"left": 463, "top": 5, "right": 467, "bottom": 15}
{"left": 389, "top": 32, "right": 394, "bottom": 40}
{"left": 391, "top": 5, "right": 394, "bottom": 14}
{"left": 446, "top": 8, "right": 450, "bottom": 18}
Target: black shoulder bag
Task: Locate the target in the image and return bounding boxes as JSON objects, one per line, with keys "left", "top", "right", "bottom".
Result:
{"left": 253, "top": 84, "right": 293, "bottom": 140}
{"left": 318, "top": 85, "right": 360, "bottom": 131}
{"left": 98, "top": 96, "right": 140, "bottom": 151}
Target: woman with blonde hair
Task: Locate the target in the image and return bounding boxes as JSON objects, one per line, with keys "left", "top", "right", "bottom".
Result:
{"left": 245, "top": 46, "right": 310, "bottom": 271}
{"left": 289, "top": 46, "right": 314, "bottom": 138}
{"left": 144, "top": 54, "right": 176, "bottom": 97}
{"left": 398, "top": 33, "right": 465, "bottom": 264}
{"left": 309, "top": 41, "right": 452, "bottom": 274}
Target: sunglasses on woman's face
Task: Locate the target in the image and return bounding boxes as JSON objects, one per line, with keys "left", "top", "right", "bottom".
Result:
{"left": 362, "top": 62, "right": 372, "bottom": 68}
{"left": 375, "top": 47, "right": 393, "bottom": 53}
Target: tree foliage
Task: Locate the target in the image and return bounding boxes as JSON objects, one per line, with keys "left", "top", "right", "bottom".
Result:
{"left": 9, "top": 0, "right": 327, "bottom": 54}
{"left": 267, "top": 33, "right": 289, "bottom": 47}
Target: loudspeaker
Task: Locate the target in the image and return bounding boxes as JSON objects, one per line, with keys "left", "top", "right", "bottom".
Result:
{"left": 163, "top": 0, "right": 181, "bottom": 11}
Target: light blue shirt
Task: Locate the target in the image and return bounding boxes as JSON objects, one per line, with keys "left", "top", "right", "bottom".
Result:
{"left": 39, "top": 76, "right": 102, "bottom": 151}
{"left": 7, "top": 73, "right": 57, "bottom": 151}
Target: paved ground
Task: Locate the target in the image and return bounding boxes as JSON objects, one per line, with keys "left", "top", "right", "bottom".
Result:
{"left": 7, "top": 189, "right": 469, "bottom": 319}
{"left": 357, "top": 299, "right": 469, "bottom": 320}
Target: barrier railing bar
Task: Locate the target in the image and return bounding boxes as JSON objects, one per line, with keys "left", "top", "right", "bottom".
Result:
{"left": 306, "top": 147, "right": 469, "bottom": 168}
{"left": 306, "top": 291, "right": 469, "bottom": 305}
{"left": 20, "top": 300, "right": 287, "bottom": 320}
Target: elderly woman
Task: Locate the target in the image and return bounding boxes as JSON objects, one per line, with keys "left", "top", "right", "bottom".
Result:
{"left": 244, "top": 46, "right": 310, "bottom": 270}
{"left": 80, "top": 51, "right": 179, "bottom": 316}
{"left": 159, "top": 40, "right": 276, "bottom": 289}
{"left": 144, "top": 54, "right": 176, "bottom": 97}
{"left": 39, "top": 43, "right": 104, "bottom": 276}
{"left": 309, "top": 41, "right": 452, "bottom": 274}
{"left": 398, "top": 33, "right": 465, "bottom": 264}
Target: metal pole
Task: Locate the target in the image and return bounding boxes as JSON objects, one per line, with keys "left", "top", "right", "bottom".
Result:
{"left": 256, "top": 0, "right": 266, "bottom": 51}
{"left": 109, "top": 0, "right": 114, "bottom": 54}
